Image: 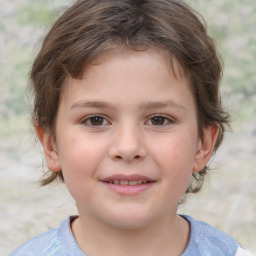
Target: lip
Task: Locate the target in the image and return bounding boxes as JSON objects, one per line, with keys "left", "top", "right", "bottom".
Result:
{"left": 100, "top": 174, "right": 156, "bottom": 196}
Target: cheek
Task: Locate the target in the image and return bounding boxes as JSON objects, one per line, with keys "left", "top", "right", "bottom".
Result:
{"left": 57, "top": 134, "right": 108, "bottom": 182}
{"left": 153, "top": 136, "right": 195, "bottom": 200}
{"left": 148, "top": 131, "right": 197, "bottom": 179}
{"left": 57, "top": 137, "right": 108, "bottom": 203}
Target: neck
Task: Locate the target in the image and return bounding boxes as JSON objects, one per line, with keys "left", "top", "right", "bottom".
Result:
{"left": 71, "top": 211, "right": 190, "bottom": 256}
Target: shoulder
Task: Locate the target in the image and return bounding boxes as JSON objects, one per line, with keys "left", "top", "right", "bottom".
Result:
{"left": 10, "top": 217, "right": 82, "bottom": 256}
{"left": 10, "top": 227, "right": 60, "bottom": 256}
{"left": 182, "top": 215, "right": 253, "bottom": 256}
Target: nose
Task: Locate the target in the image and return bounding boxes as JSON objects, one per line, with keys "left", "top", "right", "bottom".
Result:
{"left": 108, "top": 124, "right": 146, "bottom": 162}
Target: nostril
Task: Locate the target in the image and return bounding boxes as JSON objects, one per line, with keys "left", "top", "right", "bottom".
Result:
{"left": 114, "top": 155, "right": 141, "bottom": 160}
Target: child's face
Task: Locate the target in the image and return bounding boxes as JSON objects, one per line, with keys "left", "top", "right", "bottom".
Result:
{"left": 41, "top": 49, "right": 216, "bottom": 228}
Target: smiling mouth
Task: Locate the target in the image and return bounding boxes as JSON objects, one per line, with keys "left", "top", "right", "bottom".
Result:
{"left": 104, "top": 180, "right": 151, "bottom": 186}
{"left": 101, "top": 174, "right": 155, "bottom": 187}
{"left": 101, "top": 175, "right": 155, "bottom": 195}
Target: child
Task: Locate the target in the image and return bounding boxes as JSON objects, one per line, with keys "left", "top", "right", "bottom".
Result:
{"left": 10, "top": 0, "right": 253, "bottom": 255}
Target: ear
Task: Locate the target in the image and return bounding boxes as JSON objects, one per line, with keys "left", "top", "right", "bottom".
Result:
{"left": 193, "top": 125, "right": 219, "bottom": 173}
{"left": 35, "top": 124, "right": 62, "bottom": 172}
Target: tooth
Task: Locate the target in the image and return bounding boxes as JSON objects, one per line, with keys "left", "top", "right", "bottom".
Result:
{"left": 114, "top": 180, "right": 119, "bottom": 184}
{"left": 142, "top": 180, "right": 147, "bottom": 184}
{"left": 129, "top": 181, "right": 138, "bottom": 186}
{"left": 137, "top": 180, "right": 142, "bottom": 184}
{"left": 120, "top": 180, "right": 128, "bottom": 185}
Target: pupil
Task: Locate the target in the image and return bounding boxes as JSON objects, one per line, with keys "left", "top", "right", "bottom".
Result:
{"left": 91, "top": 116, "right": 103, "bottom": 125}
{"left": 152, "top": 117, "right": 164, "bottom": 125}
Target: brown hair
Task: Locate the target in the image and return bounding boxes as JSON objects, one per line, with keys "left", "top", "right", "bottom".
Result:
{"left": 31, "top": 0, "right": 229, "bottom": 192}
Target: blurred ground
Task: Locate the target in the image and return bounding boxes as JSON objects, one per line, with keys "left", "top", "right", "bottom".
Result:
{"left": 1, "top": 120, "right": 255, "bottom": 255}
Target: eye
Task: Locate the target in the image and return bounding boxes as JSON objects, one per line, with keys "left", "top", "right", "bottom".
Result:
{"left": 82, "top": 115, "right": 110, "bottom": 126}
{"left": 146, "top": 115, "right": 174, "bottom": 126}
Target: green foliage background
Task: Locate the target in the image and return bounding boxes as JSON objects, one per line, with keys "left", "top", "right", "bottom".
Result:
{"left": 1, "top": 0, "right": 255, "bottom": 150}
{"left": 0, "top": 0, "right": 68, "bottom": 152}
{"left": 189, "top": 0, "right": 256, "bottom": 121}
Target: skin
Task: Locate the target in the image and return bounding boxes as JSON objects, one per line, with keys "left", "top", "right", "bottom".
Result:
{"left": 37, "top": 49, "right": 218, "bottom": 256}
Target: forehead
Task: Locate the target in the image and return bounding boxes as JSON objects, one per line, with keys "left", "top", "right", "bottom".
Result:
{"left": 94, "top": 48, "right": 189, "bottom": 79}
{"left": 64, "top": 47, "right": 190, "bottom": 85}
{"left": 60, "top": 49, "right": 194, "bottom": 110}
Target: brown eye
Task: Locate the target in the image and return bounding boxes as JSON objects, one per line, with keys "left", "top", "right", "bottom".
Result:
{"left": 151, "top": 116, "right": 166, "bottom": 125}
{"left": 83, "top": 115, "right": 109, "bottom": 126}
{"left": 147, "top": 115, "right": 173, "bottom": 126}
{"left": 90, "top": 116, "right": 104, "bottom": 126}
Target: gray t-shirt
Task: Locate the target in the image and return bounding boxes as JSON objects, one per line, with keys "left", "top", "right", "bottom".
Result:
{"left": 10, "top": 215, "right": 251, "bottom": 256}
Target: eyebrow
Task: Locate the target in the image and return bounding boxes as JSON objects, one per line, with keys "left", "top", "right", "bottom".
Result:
{"left": 71, "top": 101, "right": 115, "bottom": 110}
{"left": 139, "top": 101, "right": 186, "bottom": 111}
{"left": 70, "top": 100, "right": 185, "bottom": 111}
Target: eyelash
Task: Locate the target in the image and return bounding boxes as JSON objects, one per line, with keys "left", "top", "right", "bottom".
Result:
{"left": 81, "top": 114, "right": 174, "bottom": 127}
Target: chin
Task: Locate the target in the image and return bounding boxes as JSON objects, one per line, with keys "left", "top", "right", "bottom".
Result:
{"left": 102, "top": 209, "right": 158, "bottom": 230}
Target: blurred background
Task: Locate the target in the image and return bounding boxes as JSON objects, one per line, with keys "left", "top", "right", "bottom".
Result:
{"left": 0, "top": 0, "right": 255, "bottom": 255}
